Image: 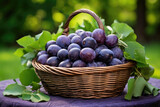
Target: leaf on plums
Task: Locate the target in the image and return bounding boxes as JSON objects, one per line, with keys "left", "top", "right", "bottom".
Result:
{"left": 38, "top": 30, "right": 52, "bottom": 50}
{"left": 3, "top": 83, "right": 26, "bottom": 96}
{"left": 52, "top": 23, "right": 64, "bottom": 40}
{"left": 17, "top": 35, "right": 35, "bottom": 48}
{"left": 125, "top": 78, "right": 135, "bottom": 100}
{"left": 14, "top": 48, "right": 24, "bottom": 57}
{"left": 83, "top": 20, "right": 95, "bottom": 31}
{"left": 133, "top": 77, "right": 147, "bottom": 97}
{"left": 23, "top": 52, "right": 36, "bottom": 60}
{"left": 20, "top": 68, "right": 40, "bottom": 86}
{"left": 122, "top": 33, "right": 137, "bottom": 42}
{"left": 111, "top": 22, "right": 134, "bottom": 39}
{"left": 124, "top": 41, "right": 146, "bottom": 64}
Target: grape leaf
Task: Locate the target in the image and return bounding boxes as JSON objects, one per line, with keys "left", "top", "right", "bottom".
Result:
{"left": 20, "top": 69, "right": 40, "bottom": 86}
{"left": 52, "top": 23, "right": 64, "bottom": 40}
{"left": 133, "top": 77, "right": 147, "bottom": 97}
{"left": 140, "top": 65, "right": 154, "bottom": 81}
{"left": 14, "top": 48, "right": 24, "bottom": 57}
{"left": 3, "top": 83, "right": 26, "bottom": 96}
{"left": 38, "top": 30, "right": 52, "bottom": 50}
{"left": 20, "top": 90, "right": 32, "bottom": 101}
{"left": 31, "top": 94, "right": 41, "bottom": 102}
{"left": 35, "top": 32, "right": 43, "bottom": 40}
{"left": 23, "top": 52, "right": 36, "bottom": 60}
{"left": 83, "top": 20, "right": 95, "bottom": 31}
{"left": 124, "top": 41, "right": 146, "bottom": 64}
{"left": 37, "top": 92, "right": 50, "bottom": 102}
{"left": 111, "top": 23, "right": 134, "bottom": 39}
{"left": 31, "top": 82, "right": 41, "bottom": 90}
{"left": 144, "top": 82, "right": 159, "bottom": 96}
{"left": 17, "top": 35, "right": 35, "bottom": 48}
{"left": 123, "top": 33, "right": 137, "bottom": 41}
{"left": 125, "top": 78, "right": 136, "bottom": 100}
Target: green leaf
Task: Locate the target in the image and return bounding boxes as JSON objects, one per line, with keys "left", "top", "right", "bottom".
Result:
{"left": 31, "top": 82, "right": 41, "bottom": 90}
{"left": 83, "top": 20, "right": 95, "bottom": 31}
{"left": 52, "top": 33, "right": 61, "bottom": 41}
{"left": 37, "top": 92, "right": 50, "bottom": 102}
{"left": 38, "top": 30, "right": 52, "bottom": 50}
{"left": 23, "top": 52, "right": 36, "bottom": 60}
{"left": 27, "top": 41, "right": 41, "bottom": 50}
{"left": 14, "top": 48, "right": 24, "bottom": 57}
{"left": 111, "top": 23, "right": 134, "bottom": 39}
{"left": 20, "top": 90, "right": 32, "bottom": 101}
{"left": 3, "top": 83, "right": 26, "bottom": 96}
{"left": 20, "top": 68, "right": 39, "bottom": 86}
{"left": 133, "top": 77, "right": 147, "bottom": 97}
{"left": 123, "top": 33, "right": 137, "bottom": 41}
{"left": 17, "top": 35, "right": 35, "bottom": 48}
{"left": 144, "top": 82, "right": 159, "bottom": 96}
{"left": 124, "top": 41, "right": 146, "bottom": 64}
{"left": 140, "top": 65, "right": 154, "bottom": 81}
{"left": 31, "top": 94, "right": 41, "bottom": 102}
{"left": 35, "top": 32, "right": 43, "bottom": 40}
{"left": 57, "top": 22, "right": 64, "bottom": 34}
{"left": 125, "top": 78, "right": 136, "bottom": 100}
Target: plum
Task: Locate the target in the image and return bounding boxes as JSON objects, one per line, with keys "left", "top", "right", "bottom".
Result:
{"left": 37, "top": 51, "right": 47, "bottom": 57}
{"left": 37, "top": 54, "right": 49, "bottom": 64}
{"left": 98, "top": 49, "right": 114, "bottom": 63}
{"left": 82, "top": 37, "right": 97, "bottom": 49}
{"left": 80, "top": 48, "right": 96, "bottom": 62}
{"left": 45, "top": 40, "right": 56, "bottom": 50}
{"left": 68, "top": 33, "right": 78, "bottom": 39}
{"left": 58, "top": 59, "right": 72, "bottom": 67}
{"left": 111, "top": 46, "right": 123, "bottom": 59}
{"left": 68, "top": 43, "right": 81, "bottom": 51}
{"left": 108, "top": 58, "right": 122, "bottom": 66}
{"left": 96, "top": 61, "right": 107, "bottom": 67}
{"left": 72, "top": 60, "right": 86, "bottom": 67}
{"left": 57, "top": 49, "right": 68, "bottom": 61}
{"left": 75, "top": 29, "right": 85, "bottom": 36}
{"left": 92, "top": 28, "right": 106, "bottom": 45}
{"left": 79, "top": 31, "right": 92, "bottom": 40}
{"left": 71, "top": 35, "right": 82, "bottom": 46}
{"left": 68, "top": 48, "right": 80, "bottom": 61}
{"left": 46, "top": 56, "right": 59, "bottom": 66}
{"left": 47, "top": 44, "right": 61, "bottom": 56}
{"left": 105, "top": 34, "right": 118, "bottom": 48}
{"left": 56, "top": 35, "right": 71, "bottom": 48}
{"left": 87, "top": 61, "right": 97, "bottom": 67}
{"left": 95, "top": 45, "right": 108, "bottom": 56}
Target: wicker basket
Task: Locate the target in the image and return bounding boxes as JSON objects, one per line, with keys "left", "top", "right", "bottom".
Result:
{"left": 32, "top": 9, "right": 135, "bottom": 99}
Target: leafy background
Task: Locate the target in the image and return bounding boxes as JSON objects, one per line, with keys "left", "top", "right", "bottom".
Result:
{"left": 0, "top": 0, "right": 160, "bottom": 81}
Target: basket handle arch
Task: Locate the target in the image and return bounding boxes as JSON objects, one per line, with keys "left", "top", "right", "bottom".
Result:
{"left": 63, "top": 9, "right": 104, "bottom": 35}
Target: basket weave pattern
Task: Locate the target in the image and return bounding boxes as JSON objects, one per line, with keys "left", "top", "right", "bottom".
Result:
{"left": 32, "top": 9, "right": 135, "bottom": 99}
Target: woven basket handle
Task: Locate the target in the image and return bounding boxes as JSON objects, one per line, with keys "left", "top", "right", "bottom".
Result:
{"left": 63, "top": 9, "right": 104, "bottom": 35}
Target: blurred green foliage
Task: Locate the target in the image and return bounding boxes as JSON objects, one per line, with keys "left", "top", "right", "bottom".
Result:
{"left": 0, "top": 0, "right": 160, "bottom": 46}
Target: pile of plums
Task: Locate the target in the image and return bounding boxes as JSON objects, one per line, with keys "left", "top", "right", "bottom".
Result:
{"left": 37, "top": 29, "right": 127, "bottom": 67}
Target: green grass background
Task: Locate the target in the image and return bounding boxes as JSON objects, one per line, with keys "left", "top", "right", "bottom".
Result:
{"left": 0, "top": 43, "right": 160, "bottom": 81}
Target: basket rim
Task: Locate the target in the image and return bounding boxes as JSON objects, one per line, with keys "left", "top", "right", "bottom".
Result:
{"left": 32, "top": 59, "right": 136, "bottom": 76}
